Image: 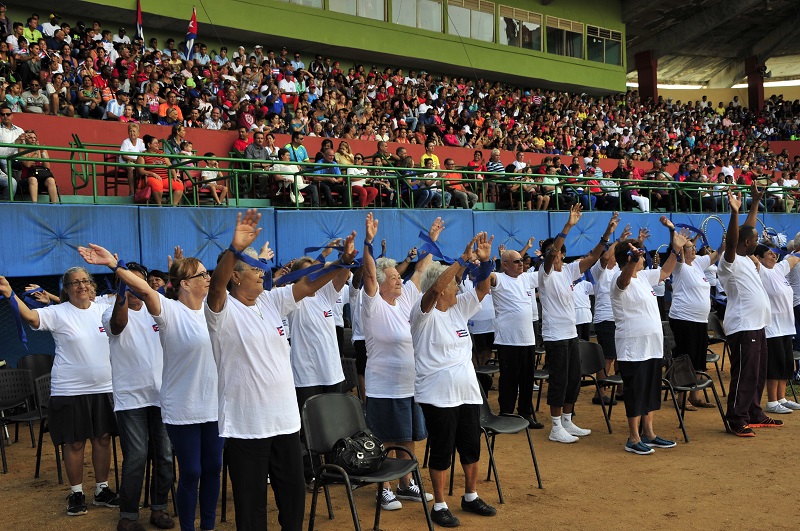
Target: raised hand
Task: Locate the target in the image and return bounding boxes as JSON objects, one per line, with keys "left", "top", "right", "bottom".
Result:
{"left": 78, "top": 243, "right": 117, "bottom": 268}
{"left": 659, "top": 215, "right": 675, "bottom": 230}
{"left": 231, "top": 209, "right": 262, "bottom": 252}
{"left": 429, "top": 216, "right": 445, "bottom": 242}
{"left": 638, "top": 227, "right": 651, "bottom": 241}
{"left": 0, "top": 276, "right": 13, "bottom": 298}
{"left": 381, "top": 239, "right": 387, "bottom": 256}
{"left": 605, "top": 211, "right": 620, "bottom": 235}
{"left": 461, "top": 234, "right": 479, "bottom": 260}
{"left": 168, "top": 245, "right": 184, "bottom": 269}
{"left": 475, "top": 232, "right": 494, "bottom": 262}
{"left": 31, "top": 291, "right": 49, "bottom": 304}
{"left": 498, "top": 243, "right": 507, "bottom": 255}
{"left": 320, "top": 238, "right": 342, "bottom": 259}
{"left": 407, "top": 247, "right": 418, "bottom": 261}
{"left": 341, "top": 231, "right": 358, "bottom": 264}
{"left": 673, "top": 229, "right": 690, "bottom": 249}
{"left": 527, "top": 237, "right": 535, "bottom": 247}
{"left": 259, "top": 241, "right": 274, "bottom": 261}
{"left": 567, "top": 203, "right": 583, "bottom": 227}
{"left": 627, "top": 242, "right": 645, "bottom": 261}
{"left": 620, "top": 223, "right": 633, "bottom": 240}
{"left": 365, "top": 212, "right": 378, "bottom": 242}
{"left": 727, "top": 188, "right": 742, "bottom": 212}
{"left": 751, "top": 181, "right": 764, "bottom": 202}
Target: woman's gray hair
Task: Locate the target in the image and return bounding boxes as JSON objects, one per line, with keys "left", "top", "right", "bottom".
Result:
{"left": 375, "top": 257, "right": 397, "bottom": 285}
{"left": 60, "top": 266, "right": 95, "bottom": 302}
{"left": 233, "top": 247, "right": 259, "bottom": 272}
{"left": 420, "top": 262, "right": 449, "bottom": 294}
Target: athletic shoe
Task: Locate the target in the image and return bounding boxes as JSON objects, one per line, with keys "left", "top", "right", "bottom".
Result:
{"left": 93, "top": 486, "right": 119, "bottom": 507}
{"left": 624, "top": 440, "right": 654, "bottom": 455}
{"left": 396, "top": 480, "right": 434, "bottom": 502}
{"left": 379, "top": 488, "right": 402, "bottom": 511}
{"left": 641, "top": 435, "right": 676, "bottom": 448}
{"left": 461, "top": 496, "right": 497, "bottom": 516}
{"left": 562, "top": 421, "right": 591, "bottom": 437}
{"left": 781, "top": 400, "right": 800, "bottom": 410}
{"left": 732, "top": 425, "right": 755, "bottom": 437}
{"left": 548, "top": 426, "right": 578, "bottom": 444}
{"left": 750, "top": 417, "right": 783, "bottom": 428}
{"left": 66, "top": 491, "right": 88, "bottom": 516}
{"left": 431, "top": 507, "right": 460, "bottom": 527}
{"left": 765, "top": 403, "right": 793, "bottom": 414}
{"left": 532, "top": 384, "right": 540, "bottom": 391}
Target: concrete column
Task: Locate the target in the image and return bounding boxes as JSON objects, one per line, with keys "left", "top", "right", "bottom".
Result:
{"left": 635, "top": 50, "right": 658, "bottom": 103}
{"left": 745, "top": 56, "right": 764, "bottom": 112}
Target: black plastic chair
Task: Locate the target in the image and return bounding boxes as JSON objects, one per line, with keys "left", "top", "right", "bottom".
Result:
{"left": 707, "top": 311, "right": 729, "bottom": 377}
{"left": 476, "top": 388, "right": 542, "bottom": 503}
{"left": 0, "top": 369, "right": 35, "bottom": 472}
{"left": 705, "top": 348, "right": 725, "bottom": 396}
{"left": 341, "top": 356, "right": 362, "bottom": 402}
{"left": 16, "top": 354, "right": 54, "bottom": 382}
{"left": 302, "top": 393, "right": 433, "bottom": 531}
{"left": 578, "top": 340, "right": 621, "bottom": 433}
{"left": 23, "top": 375, "right": 63, "bottom": 483}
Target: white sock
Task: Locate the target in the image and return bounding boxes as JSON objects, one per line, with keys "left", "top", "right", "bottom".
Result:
{"left": 551, "top": 416, "right": 562, "bottom": 428}
{"left": 433, "top": 502, "right": 448, "bottom": 511}
{"left": 562, "top": 413, "right": 573, "bottom": 423}
{"left": 95, "top": 481, "right": 108, "bottom": 495}
{"left": 779, "top": 398, "right": 788, "bottom": 404}
{"left": 463, "top": 492, "right": 478, "bottom": 502}
{"left": 70, "top": 484, "right": 83, "bottom": 494}
{"left": 767, "top": 400, "right": 779, "bottom": 408}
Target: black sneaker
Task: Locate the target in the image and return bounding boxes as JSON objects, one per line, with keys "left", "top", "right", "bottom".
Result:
{"left": 431, "top": 507, "right": 461, "bottom": 527}
{"left": 66, "top": 491, "right": 88, "bottom": 516}
{"left": 93, "top": 486, "right": 120, "bottom": 507}
{"left": 461, "top": 496, "right": 497, "bottom": 516}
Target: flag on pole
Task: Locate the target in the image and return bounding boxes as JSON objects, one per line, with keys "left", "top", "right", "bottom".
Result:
{"left": 184, "top": 6, "right": 197, "bottom": 61}
{"left": 135, "top": 0, "right": 144, "bottom": 41}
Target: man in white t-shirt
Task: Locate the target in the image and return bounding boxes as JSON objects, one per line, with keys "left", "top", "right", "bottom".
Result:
{"left": 103, "top": 263, "right": 174, "bottom": 531}
{"left": 717, "top": 184, "right": 778, "bottom": 436}
{"left": 539, "top": 206, "right": 619, "bottom": 444}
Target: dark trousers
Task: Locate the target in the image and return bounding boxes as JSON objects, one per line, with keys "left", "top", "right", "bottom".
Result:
{"left": 497, "top": 344, "right": 535, "bottom": 416}
{"left": 726, "top": 329, "right": 769, "bottom": 430}
{"left": 316, "top": 182, "right": 348, "bottom": 206}
{"left": 545, "top": 338, "right": 582, "bottom": 408}
{"left": 116, "top": 406, "right": 173, "bottom": 519}
{"left": 226, "top": 433, "right": 305, "bottom": 531}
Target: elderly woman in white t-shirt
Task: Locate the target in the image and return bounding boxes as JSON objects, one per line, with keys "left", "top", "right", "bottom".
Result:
{"left": 0, "top": 268, "right": 118, "bottom": 517}
{"left": 668, "top": 232, "right": 722, "bottom": 409}
{"left": 79, "top": 244, "right": 221, "bottom": 531}
{"left": 361, "top": 213, "right": 439, "bottom": 511}
{"left": 205, "top": 210, "right": 357, "bottom": 531}
{"left": 119, "top": 122, "right": 145, "bottom": 194}
{"left": 411, "top": 232, "right": 496, "bottom": 528}
{"left": 610, "top": 217, "right": 688, "bottom": 456}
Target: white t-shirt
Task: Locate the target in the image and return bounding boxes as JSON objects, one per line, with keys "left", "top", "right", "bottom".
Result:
{"left": 573, "top": 280, "right": 594, "bottom": 325}
{"left": 411, "top": 290, "right": 483, "bottom": 407}
{"left": 491, "top": 269, "right": 537, "bottom": 345}
{"left": 717, "top": 255, "right": 771, "bottom": 335}
{"left": 466, "top": 288, "right": 494, "bottom": 334}
{"left": 539, "top": 261, "right": 582, "bottom": 341}
{"left": 787, "top": 264, "right": 800, "bottom": 307}
{"left": 591, "top": 262, "right": 619, "bottom": 323}
{"left": 704, "top": 263, "right": 718, "bottom": 288}
{"left": 289, "top": 282, "right": 344, "bottom": 387}
{"left": 668, "top": 255, "right": 711, "bottom": 323}
{"left": 102, "top": 305, "right": 163, "bottom": 412}
{"left": 333, "top": 283, "right": 349, "bottom": 327}
{"left": 349, "top": 284, "right": 364, "bottom": 341}
{"left": 610, "top": 269, "right": 663, "bottom": 362}
{"left": 119, "top": 137, "right": 146, "bottom": 164}
{"left": 34, "top": 301, "right": 112, "bottom": 396}
{"left": 205, "top": 288, "right": 300, "bottom": 439}
{"left": 363, "top": 281, "right": 420, "bottom": 398}
{"left": 152, "top": 294, "right": 217, "bottom": 425}
{"left": 759, "top": 261, "right": 794, "bottom": 338}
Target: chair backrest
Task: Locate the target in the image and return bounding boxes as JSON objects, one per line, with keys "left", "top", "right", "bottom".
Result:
{"left": 0, "top": 369, "right": 34, "bottom": 410}
{"left": 16, "top": 354, "right": 54, "bottom": 381}
{"left": 302, "top": 393, "right": 367, "bottom": 454}
{"left": 478, "top": 386, "right": 496, "bottom": 424}
{"left": 35, "top": 374, "right": 51, "bottom": 411}
{"left": 340, "top": 357, "right": 358, "bottom": 395}
{"left": 707, "top": 312, "right": 725, "bottom": 339}
{"left": 578, "top": 340, "right": 605, "bottom": 376}
{"left": 662, "top": 321, "right": 676, "bottom": 358}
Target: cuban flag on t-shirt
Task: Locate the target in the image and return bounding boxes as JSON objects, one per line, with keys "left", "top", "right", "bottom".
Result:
{"left": 276, "top": 326, "right": 285, "bottom": 336}
{"left": 183, "top": 7, "right": 197, "bottom": 61}
{"left": 323, "top": 310, "right": 333, "bottom": 318}
{"left": 455, "top": 329, "right": 469, "bottom": 338}
{"left": 152, "top": 324, "right": 159, "bottom": 332}
{"left": 98, "top": 326, "right": 106, "bottom": 333}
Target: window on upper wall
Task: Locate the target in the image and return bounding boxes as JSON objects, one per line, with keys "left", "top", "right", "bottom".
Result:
{"left": 545, "top": 16, "right": 583, "bottom": 59}
{"left": 329, "top": 0, "right": 386, "bottom": 20}
{"left": 448, "top": 0, "right": 494, "bottom": 43}
{"left": 392, "top": 0, "right": 442, "bottom": 32}
{"left": 280, "top": 0, "right": 324, "bottom": 8}
{"left": 587, "top": 26, "right": 622, "bottom": 65}
{"left": 498, "top": 6, "right": 542, "bottom": 51}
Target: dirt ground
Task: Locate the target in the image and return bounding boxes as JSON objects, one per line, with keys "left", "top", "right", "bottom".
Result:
{"left": 2, "top": 342, "right": 799, "bottom": 531}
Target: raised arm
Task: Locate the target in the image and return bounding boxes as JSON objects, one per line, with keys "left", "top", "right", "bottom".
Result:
{"left": 362, "top": 213, "right": 379, "bottom": 297}
{"left": 473, "top": 233, "right": 494, "bottom": 301}
{"left": 207, "top": 210, "right": 262, "bottom": 313}
{"left": 616, "top": 244, "right": 645, "bottom": 290}
{"left": 578, "top": 211, "right": 620, "bottom": 273}
{"left": 724, "top": 187, "right": 741, "bottom": 263}
{"left": 410, "top": 216, "right": 444, "bottom": 290}
{"left": 545, "top": 204, "right": 583, "bottom": 274}
{"left": 659, "top": 228, "right": 690, "bottom": 282}
{"left": 108, "top": 289, "right": 130, "bottom": 336}
{"left": 78, "top": 244, "right": 161, "bottom": 317}
{"left": 395, "top": 247, "right": 417, "bottom": 278}
{"left": 293, "top": 231, "right": 357, "bottom": 300}
{"left": 600, "top": 223, "right": 631, "bottom": 269}
{"left": 744, "top": 181, "right": 763, "bottom": 229}
{"left": 420, "top": 235, "right": 475, "bottom": 313}
{"left": 519, "top": 237, "right": 535, "bottom": 257}
{"left": 0, "top": 276, "right": 40, "bottom": 328}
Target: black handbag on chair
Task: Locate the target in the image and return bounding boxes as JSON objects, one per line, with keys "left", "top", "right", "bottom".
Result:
{"left": 331, "top": 429, "right": 386, "bottom": 475}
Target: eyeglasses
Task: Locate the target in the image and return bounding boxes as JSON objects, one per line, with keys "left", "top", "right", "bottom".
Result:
{"left": 65, "top": 279, "right": 92, "bottom": 286}
{"left": 509, "top": 259, "right": 523, "bottom": 264}
{"left": 188, "top": 270, "right": 210, "bottom": 280}
{"left": 0, "top": 112, "right": 11, "bottom": 116}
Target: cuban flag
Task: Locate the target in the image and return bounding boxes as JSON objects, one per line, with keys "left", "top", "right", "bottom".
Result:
{"left": 455, "top": 329, "right": 469, "bottom": 338}
{"left": 135, "top": 0, "right": 144, "bottom": 41}
{"left": 184, "top": 7, "right": 197, "bottom": 61}
{"left": 323, "top": 310, "right": 333, "bottom": 318}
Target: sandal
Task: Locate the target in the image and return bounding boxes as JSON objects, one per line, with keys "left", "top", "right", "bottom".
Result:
{"left": 683, "top": 402, "right": 698, "bottom": 412}
{"left": 689, "top": 399, "right": 716, "bottom": 409}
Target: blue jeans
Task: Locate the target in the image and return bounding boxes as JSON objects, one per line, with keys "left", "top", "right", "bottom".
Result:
{"left": 430, "top": 189, "right": 451, "bottom": 208}
{"left": 412, "top": 188, "right": 433, "bottom": 208}
{"left": 116, "top": 406, "right": 173, "bottom": 520}
{"left": 166, "top": 422, "right": 224, "bottom": 531}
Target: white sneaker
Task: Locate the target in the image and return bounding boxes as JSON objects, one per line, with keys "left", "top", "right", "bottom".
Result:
{"left": 765, "top": 403, "right": 793, "bottom": 414}
{"left": 562, "top": 421, "right": 592, "bottom": 437}
{"left": 532, "top": 384, "right": 540, "bottom": 391}
{"left": 548, "top": 426, "right": 578, "bottom": 444}
{"left": 379, "top": 488, "right": 402, "bottom": 510}
{"left": 781, "top": 400, "right": 800, "bottom": 410}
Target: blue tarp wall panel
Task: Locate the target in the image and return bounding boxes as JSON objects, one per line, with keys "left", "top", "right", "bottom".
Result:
{"left": 138, "top": 207, "right": 276, "bottom": 270}
{"left": 472, "top": 211, "right": 549, "bottom": 252}
{"left": 0, "top": 204, "right": 140, "bottom": 276}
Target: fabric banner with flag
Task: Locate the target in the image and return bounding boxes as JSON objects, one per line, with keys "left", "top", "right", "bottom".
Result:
{"left": 184, "top": 6, "right": 197, "bottom": 61}
{"left": 136, "top": 0, "right": 144, "bottom": 41}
